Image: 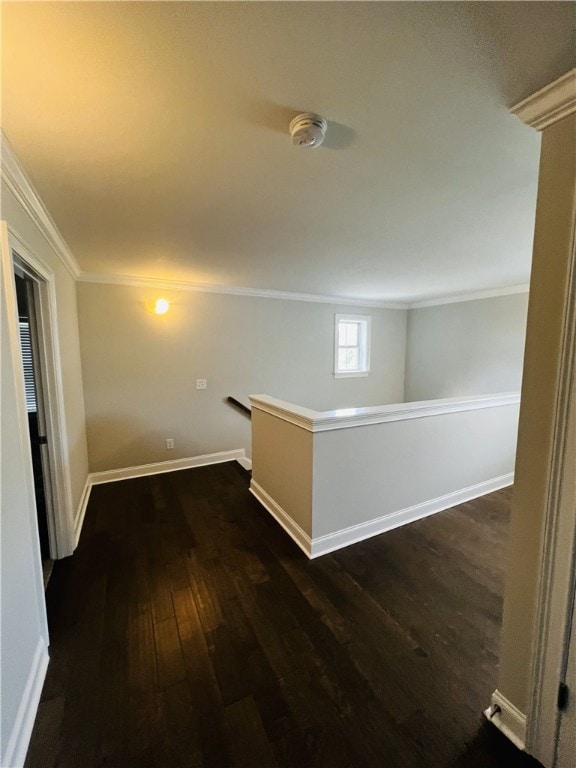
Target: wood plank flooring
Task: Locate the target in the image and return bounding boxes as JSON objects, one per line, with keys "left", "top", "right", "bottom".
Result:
{"left": 25, "top": 462, "right": 542, "bottom": 768}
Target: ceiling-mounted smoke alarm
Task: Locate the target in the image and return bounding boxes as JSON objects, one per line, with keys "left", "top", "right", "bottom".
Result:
{"left": 289, "top": 113, "right": 328, "bottom": 148}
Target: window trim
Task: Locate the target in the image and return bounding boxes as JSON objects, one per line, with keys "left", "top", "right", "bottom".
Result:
{"left": 334, "top": 314, "right": 371, "bottom": 378}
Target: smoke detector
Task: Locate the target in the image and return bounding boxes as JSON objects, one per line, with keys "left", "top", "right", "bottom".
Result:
{"left": 289, "top": 113, "right": 328, "bottom": 148}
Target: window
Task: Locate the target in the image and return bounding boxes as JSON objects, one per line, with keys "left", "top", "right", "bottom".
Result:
{"left": 19, "top": 320, "right": 37, "bottom": 412}
{"left": 334, "top": 314, "right": 371, "bottom": 377}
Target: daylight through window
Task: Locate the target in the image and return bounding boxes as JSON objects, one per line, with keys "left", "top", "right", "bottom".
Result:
{"left": 334, "top": 314, "right": 371, "bottom": 377}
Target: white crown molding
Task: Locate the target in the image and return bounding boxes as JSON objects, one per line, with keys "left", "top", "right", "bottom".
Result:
{"left": 79, "top": 270, "right": 530, "bottom": 310}
{"left": 78, "top": 271, "right": 407, "bottom": 309}
{"left": 409, "top": 284, "right": 530, "bottom": 309}
{"left": 0, "top": 132, "right": 532, "bottom": 310}
{"left": 250, "top": 392, "right": 520, "bottom": 433}
{"left": 511, "top": 68, "right": 576, "bottom": 131}
{"left": 1, "top": 132, "right": 81, "bottom": 279}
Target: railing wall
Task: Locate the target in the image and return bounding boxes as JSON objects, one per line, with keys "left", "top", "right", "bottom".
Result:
{"left": 250, "top": 393, "right": 520, "bottom": 558}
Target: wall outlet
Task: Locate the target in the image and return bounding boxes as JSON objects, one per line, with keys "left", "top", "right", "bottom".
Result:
{"left": 196, "top": 379, "right": 207, "bottom": 390}
{"left": 165, "top": 438, "right": 174, "bottom": 449}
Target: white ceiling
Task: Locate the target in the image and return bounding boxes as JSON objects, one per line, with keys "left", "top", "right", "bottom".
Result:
{"left": 2, "top": 2, "right": 574, "bottom": 303}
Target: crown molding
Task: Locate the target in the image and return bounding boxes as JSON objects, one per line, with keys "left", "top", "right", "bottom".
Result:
{"left": 0, "top": 132, "right": 532, "bottom": 310}
{"left": 409, "top": 284, "right": 530, "bottom": 309}
{"left": 77, "top": 271, "right": 407, "bottom": 309}
{"left": 511, "top": 69, "right": 576, "bottom": 131}
{"left": 78, "top": 271, "right": 530, "bottom": 310}
{"left": 1, "top": 132, "right": 81, "bottom": 279}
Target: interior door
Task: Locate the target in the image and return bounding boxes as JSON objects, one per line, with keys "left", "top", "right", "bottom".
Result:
{"left": 14, "top": 267, "right": 56, "bottom": 567}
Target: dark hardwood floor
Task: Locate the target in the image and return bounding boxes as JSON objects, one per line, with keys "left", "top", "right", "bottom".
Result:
{"left": 25, "top": 462, "right": 542, "bottom": 768}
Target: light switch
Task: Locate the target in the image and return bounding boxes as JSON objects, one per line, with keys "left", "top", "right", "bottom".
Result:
{"left": 196, "top": 379, "right": 207, "bottom": 390}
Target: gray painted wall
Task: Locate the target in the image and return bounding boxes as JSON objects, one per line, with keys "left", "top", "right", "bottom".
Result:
{"left": 77, "top": 283, "right": 407, "bottom": 472}
{"left": 404, "top": 293, "right": 529, "bottom": 402}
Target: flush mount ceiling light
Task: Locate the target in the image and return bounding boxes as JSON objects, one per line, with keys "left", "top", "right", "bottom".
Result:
{"left": 289, "top": 113, "right": 328, "bottom": 148}
{"left": 154, "top": 298, "right": 170, "bottom": 314}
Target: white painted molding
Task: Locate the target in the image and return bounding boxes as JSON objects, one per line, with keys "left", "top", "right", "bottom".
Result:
{"left": 72, "top": 451, "right": 249, "bottom": 547}
{"left": 310, "top": 473, "right": 514, "bottom": 558}
{"left": 80, "top": 269, "right": 530, "bottom": 311}
{"left": 250, "top": 392, "right": 520, "bottom": 433}
{"left": 78, "top": 271, "right": 406, "bottom": 310}
{"left": 1, "top": 222, "right": 51, "bottom": 648}
{"left": 237, "top": 456, "right": 253, "bottom": 471}
{"left": 1, "top": 132, "right": 81, "bottom": 279}
{"left": 1, "top": 129, "right": 530, "bottom": 310}
{"left": 409, "top": 284, "right": 529, "bottom": 309}
{"left": 74, "top": 476, "right": 93, "bottom": 548}
{"left": 485, "top": 689, "right": 527, "bottom": 751}
{"left": 525, "top": 172, "right": 576, "bottom": 764}
{"left": 1, "top": 637, "right": 49, "bottom": 768}
{"left": 249, "top": 480, "right": 312, "bottom": 558}
{"left": 10, "top": 229, "right": 77, "bottom": 558}
{"left": 250, "top": 473, "right": 513, "bottom": 560}
{"left": 511, "top": 68, "right": 576, "bottom": 131}
{"left": 89, "top": 449, "right": 247, "bottom": 485}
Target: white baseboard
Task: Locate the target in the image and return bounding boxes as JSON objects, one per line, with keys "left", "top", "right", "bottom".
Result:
{"left": 249, "top": 480, "right": 312, "bottom": 558}
{"left": 73, "top": 476, "right": 92, "bottom": 548}
{"left": 89, "top": 448, "right": 246, "bottom": 485}
{"left": 310, "top": 472, "right": 514, "bottom": 557}
{"left": 72, "top": 450, "right": 247, "bottom": 548}
{"left": 237, "top": 456, "right": 252, "bottom": 471}
{"left": 2, "top": 637, "right": 49, "bottom": 768}
{"left": 484, "top": 689, "right": 527, "bottom": 751}
{"left": 250, "top": 473, "right": 513, "bottom": 560}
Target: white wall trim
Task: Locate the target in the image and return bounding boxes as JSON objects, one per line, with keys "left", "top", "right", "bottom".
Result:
{"left": 1, "top": 223, "right": 50, "bottom": 649}
{"left": 249, "top": 480, "right": 312, "bottom": 558}
{"left": 78, "top": 271, "right": 406, "bottom": 310}
{"left": 525, "top": 156, "right": 576, "bottom": 765}
{"left": 237, "top": 456, "right": 253, "bottom": 471}
{"left": 310, "top": 473, "right": 514, "bottom": 558}
{"left": 89, "top": 449, "right": 247, "bottom": 485}
{"left": 1, "top": 637, "right": 49, "bottom": 768}
{"left": 1, "top": 132, "right": 81, "bottom": 279}
{"left": 485, "top": 689, "right": 527, "bottom": 751}
{"left": 250, "top": 474, "right": 513, "bottom": 561}
{"left": 1, "top": 131, "right": 530, "bottom": 309}
{"left": 78, "top": 271, "right": 530, "bottom": 311}
{"left": 409, "top": 284, "right": 530, "bottom": 309}
{"left": 250, "top": 392, "right": 520, "bottom": 433}
{"left": 511, "top": 68, "right": 576, "bottom": 131}
{"left": 73, "top": 476, "right": 92, "bottom": 549}
{"left": 71, "top": 451, "right": 249, "bottom": 547}
{"left": 10, "top": 228, "right": 77, "bottom": 558}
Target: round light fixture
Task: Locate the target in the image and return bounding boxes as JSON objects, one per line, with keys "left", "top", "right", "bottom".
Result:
{"left": 154, "top": 298, "right": 170, "bottom": 315}
{"left": 289, "top": 113, "right": 328, "bottom": 149}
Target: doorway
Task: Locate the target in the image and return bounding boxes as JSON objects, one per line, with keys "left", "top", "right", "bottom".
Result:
{"left": 14, "top": 266, "right": 56, "bottom": 585}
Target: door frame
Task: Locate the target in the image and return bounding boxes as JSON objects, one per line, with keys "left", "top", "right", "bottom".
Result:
{"left": 526, "top": 206, "right": 576, "bottom": 765}
{"left": 2, "top": 223, "right": 75, "bottom": 558}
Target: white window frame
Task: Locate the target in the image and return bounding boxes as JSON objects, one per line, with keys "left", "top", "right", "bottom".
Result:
{"left": 334, "top": 314, "right": 371, "bottom": 378}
